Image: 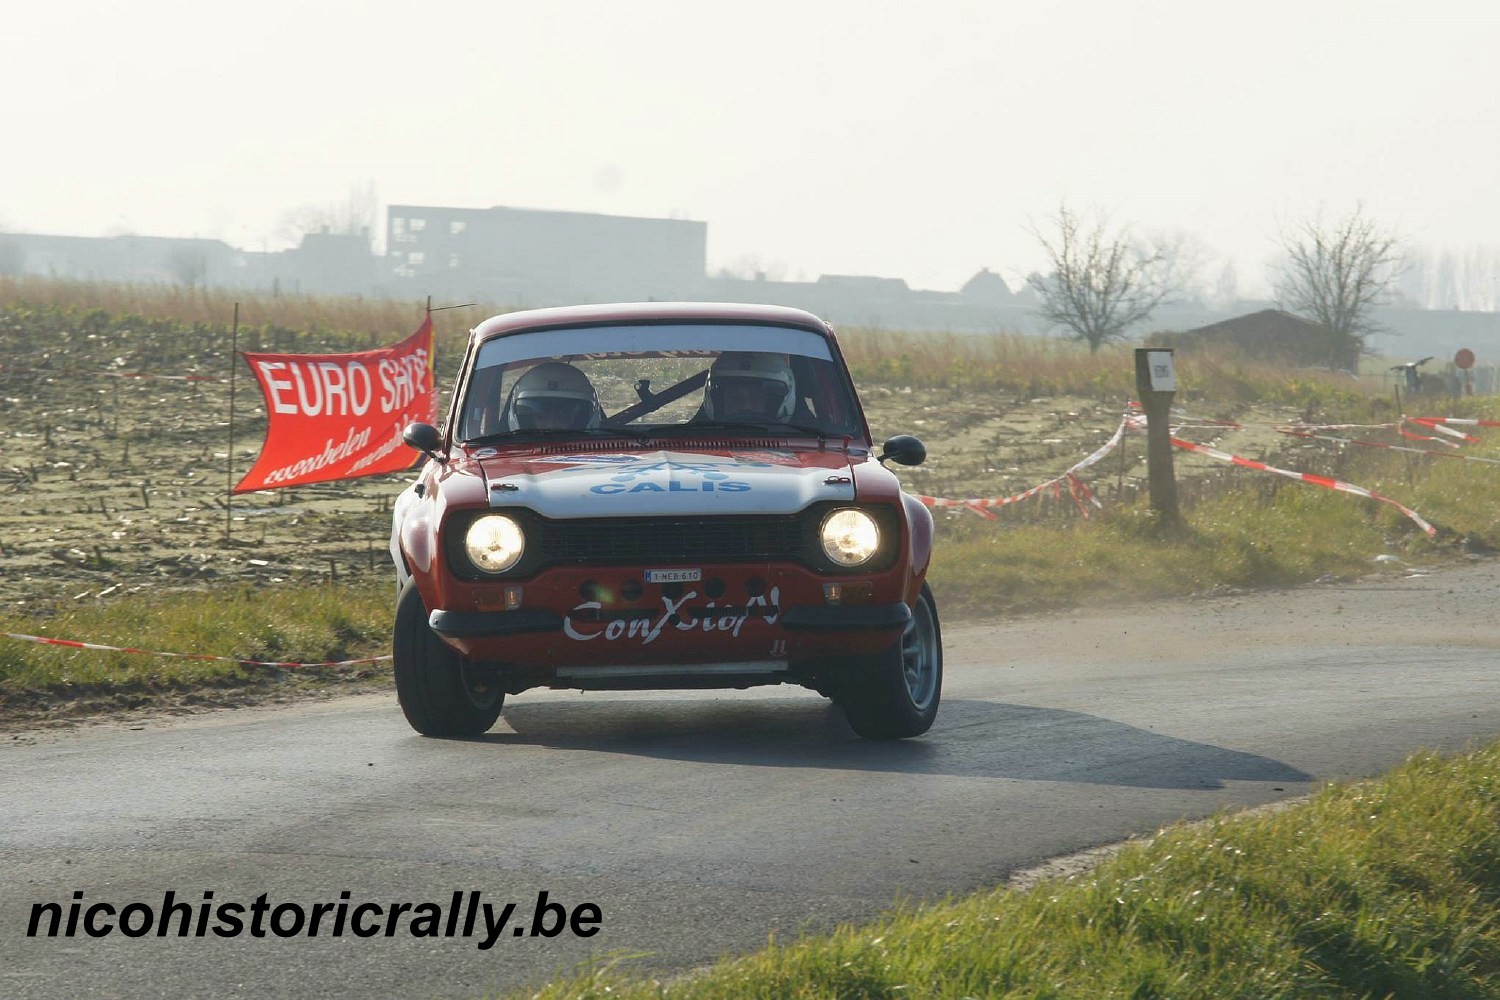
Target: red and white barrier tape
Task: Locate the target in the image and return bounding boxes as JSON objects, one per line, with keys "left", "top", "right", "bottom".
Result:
{"left": 917, "top": 405, "right": 1454, "bottom": 535}
{"left": 0, "top": 631, "right": 390, "bottom": 668}
{"left": 1408, "top": 416, "right": 1500, "bottom": 428}
{"left": 913, "top": 413, "right": 1129, "bottom": 519}
{"left": 1168, "top": 436, "right": 1437, "bottom": 536}
{"left": 1276, "top": 428, "right": 1500, "bottom": 464}
{"left": 1400, "top": 419, "right": 1475, "bottom": 445}
{"left": 1167, "top": 406, "right": 1498, "bottom": 450}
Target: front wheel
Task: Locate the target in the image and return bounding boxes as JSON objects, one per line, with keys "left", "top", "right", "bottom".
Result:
{"left": 392, "top": 579, "right": 504, "bottom": 737}
{"left": 836, "top": 583, "right": 942, "bottom": 739}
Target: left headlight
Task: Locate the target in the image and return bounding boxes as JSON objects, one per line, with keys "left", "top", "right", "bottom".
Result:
{"left": 820, "top": 508, "right": 880, "bottom": 567}
{"left": 464, "top": 514, "right": 525, "bottom": 574}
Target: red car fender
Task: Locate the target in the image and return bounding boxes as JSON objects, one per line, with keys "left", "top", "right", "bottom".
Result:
{"left": 901, "top": 491, "right": 934, "bottom": 592}
{"left": 401, "top": 458, "right": 490, "bottom": 612}
{"left": 850, "top": 458, "right": 933, "bottom": 607}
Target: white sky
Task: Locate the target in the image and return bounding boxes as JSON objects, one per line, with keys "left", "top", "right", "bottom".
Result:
{"left": 3, "top": 0, "right": 1497, "bottom": 295}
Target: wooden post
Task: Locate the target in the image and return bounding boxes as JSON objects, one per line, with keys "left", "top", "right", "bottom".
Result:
{"left": 1134, "top": 348, "right": 1180, "bottom": 527}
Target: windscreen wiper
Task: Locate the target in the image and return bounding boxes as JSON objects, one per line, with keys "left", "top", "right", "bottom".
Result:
{"left": 764, "top": 421, "right": 831, "bottom": 441}
{"left": 648, "top": 420, "right": 772, "bottom": 435}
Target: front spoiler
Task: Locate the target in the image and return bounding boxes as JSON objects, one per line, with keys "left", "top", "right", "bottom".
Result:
{"left": 428, "top": 609, "right": 564, "bottom": 637}
{"left": 780, "top": 603, "right": 911, "bottom": 631}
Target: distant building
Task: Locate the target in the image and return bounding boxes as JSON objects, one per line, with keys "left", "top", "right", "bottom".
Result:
{"left": 276, "top": 229, "right": 380, "bottom": 296}
{"left": 814, "top": 274, "right": 911, "bottom": 297}
{"left": 0, "top": 228, "right": 377, "bottom": 297}
{"left": 1160, "top": 308, "right": 1360, "bottom": 370}
{"left": 0, "top": 233, "right": 237, "bottom": 286}
{"left": 959, "top": 267, "right": 1013, "bottom": 302}
{"left": 384, "top": 204, "right": 707, "bottom": 303}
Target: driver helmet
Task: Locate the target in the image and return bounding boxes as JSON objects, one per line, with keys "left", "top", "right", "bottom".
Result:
{"left": 504, "top": 362, "right": 602, "bottom": 431}
{"left": 704, "top": 352, "right": 796, "bottom": 421}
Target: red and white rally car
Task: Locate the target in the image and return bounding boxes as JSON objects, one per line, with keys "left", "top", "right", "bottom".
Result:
{"left": 390, "top": 302, "right": 940, "bottom": 739}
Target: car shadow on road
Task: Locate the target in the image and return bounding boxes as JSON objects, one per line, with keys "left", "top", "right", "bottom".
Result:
{"left": 481, "top": 696, "right": 1312, "bottom": 790}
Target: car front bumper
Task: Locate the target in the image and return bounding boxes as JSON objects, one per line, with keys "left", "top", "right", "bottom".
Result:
{"left": 429, "top": 601, "right": 911, "bottom": 638}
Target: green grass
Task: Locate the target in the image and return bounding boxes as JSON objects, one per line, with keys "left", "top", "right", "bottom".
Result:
{"left": 929, "top": 481, "right": 1443, "bottom": 619}
{"left": 508, "top": 741, "right": 1500, "bottom": 999}
{"left": 928, "top": 396, "right": 1500, "bottom": 618}
{"left": 0, "top": 581, "right": 390, "bottom": 712}
{"left": 929, "top": 488, "right": 1387, "bottom": 618}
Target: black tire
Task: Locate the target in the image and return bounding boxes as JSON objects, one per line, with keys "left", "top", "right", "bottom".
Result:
{"left": 392, "top": 579, "right": 504, "bottom": 737}
{"left": 836, "top": 583, "right": 943, "bottom": 740}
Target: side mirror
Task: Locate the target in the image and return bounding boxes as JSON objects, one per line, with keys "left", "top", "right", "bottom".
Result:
{"left": 879, "top": 434, "right": 926, "bottom": 467}
{"left": 402, "top": 422, "right": 446, "bottom": 463}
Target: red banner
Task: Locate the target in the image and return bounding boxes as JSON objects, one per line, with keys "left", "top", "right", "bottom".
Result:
{"left": 234, "top": 316, "right": 435, "bottom": 493}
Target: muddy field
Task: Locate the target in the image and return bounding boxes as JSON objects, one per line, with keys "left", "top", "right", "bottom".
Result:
{"left": 0, "top": 309, "right": 1303, "bottom": 616}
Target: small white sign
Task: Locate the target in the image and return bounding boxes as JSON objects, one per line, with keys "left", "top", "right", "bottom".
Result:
{"left": 645, "top": 568, "right": 702, "bottom": 583}
{"left": 1146, "top": 350, "right": 1177, "bottom": 392}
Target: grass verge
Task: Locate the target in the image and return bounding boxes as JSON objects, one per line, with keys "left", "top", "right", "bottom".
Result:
{"left": 511, "top": 740, "right": 1500, "bottom": 999}
{"left": 0, "top": 581, "right": 391, "bottom": 720}
{"left": 930, "top": 402, "right": 1500, "bottom": 618}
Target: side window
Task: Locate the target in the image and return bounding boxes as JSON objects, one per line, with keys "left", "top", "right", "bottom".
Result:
{"left": 791, "top": 356, "right": 825, "bottom": 422}
{"left": 462, "top": 366, "right": 506, "bottom": 439}
{"left": 791, "top": 356, "right": 819, "bottom": 418}
{"left": 793, "top": 356, "right": 856, "bottom": 433}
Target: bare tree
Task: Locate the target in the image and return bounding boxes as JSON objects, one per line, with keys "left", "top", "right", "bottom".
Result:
{"left": 1272, "top": 204, "right": 1405, "bottom": 353}
{"left": 1145, "top": 228, "right": 1211, "bottom": 306}
{"left": 168, "top": 245, "right": 207, "bottom": 287}
{"left": 275, "top": 180, "right": 380, "bottom": 249}
{"left": 1210, "top": 259, "right": 1240, "bottom": 309}
{"left": 1025, "top": 204, "right": 1180, "bottom": 353}
{"left": 1399, "top": 244, "right": 1500, "bottom": 311}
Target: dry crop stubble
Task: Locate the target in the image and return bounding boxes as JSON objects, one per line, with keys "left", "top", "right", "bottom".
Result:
{"left": 0, "top": 308, "right": 418, "bottom": 613}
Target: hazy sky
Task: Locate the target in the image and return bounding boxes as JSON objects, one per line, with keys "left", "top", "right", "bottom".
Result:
{"left": 3, "top": 0, "right": 1497, "bottom": 295}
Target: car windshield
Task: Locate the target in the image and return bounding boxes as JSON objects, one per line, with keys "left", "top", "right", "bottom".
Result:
{"left": 457, "top": 323, "right": 865, "bottom": 443}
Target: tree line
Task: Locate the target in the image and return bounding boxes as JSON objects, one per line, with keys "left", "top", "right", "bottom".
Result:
{"left": 1026, "top": 203, "right": 1404, "bottom": 360}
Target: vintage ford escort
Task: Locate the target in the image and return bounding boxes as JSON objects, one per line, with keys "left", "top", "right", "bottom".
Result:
{"left": 390, "top": 302, "right": 939, "bottom": 739}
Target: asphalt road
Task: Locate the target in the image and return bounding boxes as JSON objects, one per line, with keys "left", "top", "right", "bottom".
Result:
{"left": 3, "top": 560, "right": 1498, "bottom": 998}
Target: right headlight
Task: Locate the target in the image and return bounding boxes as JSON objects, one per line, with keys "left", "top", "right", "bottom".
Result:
{"left": 463, "top": 514, "right": 525, "bottom": 574}
{"left": 820, "top": 508, "right": 880, "bottom": 567}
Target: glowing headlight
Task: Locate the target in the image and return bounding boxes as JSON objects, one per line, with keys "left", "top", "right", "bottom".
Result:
{"left": 464, "top": 515, "right": 525, "bottom": 574}
{"left": 820, "top": 509, "right": 880, "bottom": 567}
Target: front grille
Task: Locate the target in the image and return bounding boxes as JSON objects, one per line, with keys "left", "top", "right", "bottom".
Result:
{"left": 537, "top": 516, "right": 805, "bottom": 565}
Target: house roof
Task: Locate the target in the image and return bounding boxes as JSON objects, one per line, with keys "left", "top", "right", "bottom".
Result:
{"left": 1168, "top": 308, "right": 1357, "bottom": 368}
{"left": 1184, "top": 308, "right": 1327, "bottom": 338}
{"left": 960, "top": 268, "right": 1012, "bottom": 300}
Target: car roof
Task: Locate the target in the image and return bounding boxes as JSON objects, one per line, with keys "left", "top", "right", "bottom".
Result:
{"left": 469, "top": 302, "right": 836, "bottom": 343}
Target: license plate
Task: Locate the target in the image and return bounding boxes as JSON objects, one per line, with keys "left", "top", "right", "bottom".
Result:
{"left": 645, "top": 568, "right": 702, "bottom": 583}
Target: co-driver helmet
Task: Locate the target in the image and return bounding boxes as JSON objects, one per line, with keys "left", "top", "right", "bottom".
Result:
{"left": 703, "top": 352, "right": 796, "bottom": 422}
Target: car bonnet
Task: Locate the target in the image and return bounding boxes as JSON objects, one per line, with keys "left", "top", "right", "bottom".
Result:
{"left": 471, "top": 446, "right": 857, "bottom": 518}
